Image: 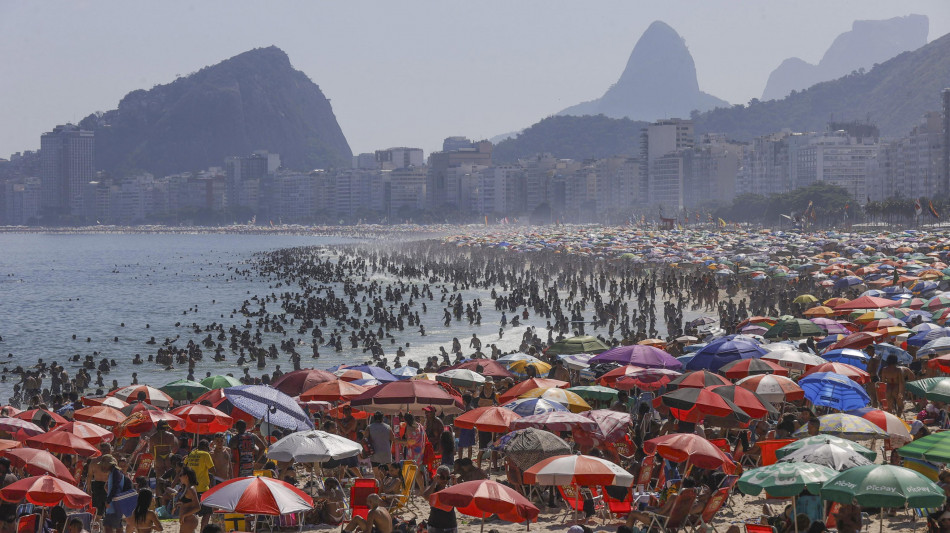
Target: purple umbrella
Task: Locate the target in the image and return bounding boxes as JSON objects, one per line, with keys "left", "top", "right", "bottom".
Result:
{"left": 809, "top": 318, "right": 851, "bottom": 335}
{"left": 588, "top": 345, "right": 682, "bottom": 370}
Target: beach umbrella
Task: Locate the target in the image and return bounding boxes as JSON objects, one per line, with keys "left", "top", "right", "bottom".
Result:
{"left": 706, "top": 385, "right": 778, "bottom": 419}
{"left": 668, "top": 370, "right": 731, "bottom": 389}
{"left": 776, "top": 435, "right": 877, "bottom": 461}
{"left": 0, "top": 407, "right": 21, "bottom": 417}
{"left": 1, "top": 448, "right": 77, "bottom": 483}
{"left": 906, "top": 377, "right": 950, "bottom": 403}
{"left": 429, "top": 480, "right": 539, "bottom": 530}
{"left": 834, "top": 295, "right": 899, "bottom": 311}
{"left": 908, "top": 328, "right": 950, "bottom": 347}
{"left": 454, "top": 406, "right": 522, "bottom": 433}
{"left": 0, "top": 418, "right": 44, "bottom": 438}
{"left": 0, "top": 441, "right": 21, "bottom": 452}
{"left": 798, "top": 373, "right": 871, "bottom": 411}
{"left": 350, "top": 380, "right": 463, "bottom": 415}
{"left": 14, "top": 409, "right": 68, "bottom": 427}
{"left": 685, "top": 338, "right": 767, "bottom": 372}
{"left": 501, "top": 398, "right": 568, "bottom": 417}
{"left": 761, "top": 350, "right": 827, "bottom": 369}
{"left": 451, "top": 359, "right": 515, "bottom": 379}
{"left": 266, "top": 430, "right": 362, "bottom": 463}
{"left": 518, "top": 388, "right": 591, "bottom": 413}
{"left": 737, "top": 316, "right": 778, "bottom": 329}
{"left": 507, "top": 360, "right": 552, "bottom": 376}
{"left": 655, "top": 387, "right": 745, "bottom": 422}
{"left": 191, "top": 389, "right": 255, "bottom": 424}
{"left": 72, "top": 405, "right": 125, "bottom": 427}
{"left": 845, "top": 408, "right": 910, "bottom": 440}
{"left": 115, "top": 410, "right": 185, "bottom": 439}
{"left": 200, "top": 476, "right": 314, "bottom": 515}
{"left": 809, "top": 318, "right": 852, "bottom": 335}
{"left": 498, "top": 428, "right": 571, "bottom": 470}
{"left": 821, "top": 465, "right": 945, "bottom": 509}
{"left": 643, "top": 433, "right": 737, "bottom": 472}
{"left": 738, "top": 462, "right": 838, "bottom": 497}
{"left": 598, "top": 365, "right": 647, "bottom": 386}
{"left": 792, "top": 413, "right": 887, "bottom": 440}
{"left": 613, "top": 368, "right": 681, "bottom": 391}
{"left": 588, "top": 345, "right": 682, "bottom": 369}
{"left": 919, "top": 338, "right": 950, "bottom": 358}
{"left": 436, "top": 369, "right": 487, "bottom": 389}
{"left": 269, "top": 369, "right": 337, "bottom": 396}
{"left": 580, "top": 410, "right": 632, "bottom": 441}
{"left": 0, "top": 475, "right": 91, "bottom": 508}
{"left": 763, "top": 318, "right": 824, "bottom": 339}
{"left": 546, "top": 336, "right": 609, "bottom": 355}
{"left": 496, "top": 378, "right": 569, "bottom": 405}
{"left": 719, "top": 358, "right": 788, "bottom": 379}
{"left": 926, "top": 295, "right": 950, "bottom": 311}
{"left": 170, "top": 404, "right": 234, "bottom": 434}
{"left": 566, "top": 386, "right": 618, "bottom": 403}
{"left": 26, "top": 431, "right": 101, "bottom": 457}
{"left": 524, "top": 455, "right": 634, "bottom": 486}
{"left": 496, "top": 353, "right": 544, "bottom": 364}
{"left": 560, "top": 353, "right": 595, "bottom": 370}
{"left": 508, "top": 411, "right": 597, "bottom": 433}
{"left": 120, "top": 401, "right": 164, "bottom": 417}
{"left": 343, "top": 365, "right": 399, "bottom": 383}
{"left": 801, "top": 363, "right": 870, "bottom": 384}
{"left": 391, "top": 366, "right": 419, "bottom": 379}
{"left": 108, "top": 385, "right": 173, "bottom": 408}
{"left": 80, "top": 396, "right": 129, "bottom": 409}
{"left": 335, "top": 369, "right": 376, "bottom": 382}
{"left": 776, "top": 443, "right": 873, "bottom": 471}
{"left": 794, "top": 295, "right": 819, "bottom": 305}
{"left": 898, "top": 432, "right": 950, "bottom": 463}
{"left": 200, "top": 375, "right": 242, "bottom": 389}
{"left": 160, "top": 379, "right": 211, "bottom": 402}
{"left": 299, "top": 381, "right": 368, "bottom": 402}
{"left": 872, "top": 342, "right": 913, "bottom": 364}
{"left": 736, "top": 375, "right": 805, "bottom": 402}
{"left": 49, "top": 421, "right": 114, "bottom": 445}
{"left": 224, "top": 385, "right": 315, "bottom": 431}
{"left": 804, "top": 307, "right": 836, "bottom": 318}
{"left": 821, "top": 348, "right": 870, "bottom": 369}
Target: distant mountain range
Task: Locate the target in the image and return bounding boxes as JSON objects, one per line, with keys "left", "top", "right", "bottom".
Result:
{"left": 78, "top": 46, "right": 352, "bottom": 177}
{"left": 762, "top": 14, "right": 929, "bottom": 101}
{"left": 558, "top": 21, "right": 728, "bottom": 122}
{"left": 496, "top": 29, "right": 950, "bottom": 162}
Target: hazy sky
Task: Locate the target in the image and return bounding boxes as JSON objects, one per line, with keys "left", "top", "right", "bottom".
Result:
{"left": 1, "top": 1, "right": 948, "bottom": 159}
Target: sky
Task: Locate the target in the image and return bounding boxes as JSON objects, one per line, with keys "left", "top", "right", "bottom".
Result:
{"left": 1, "top": 1, "right": 949, "bottom": 159}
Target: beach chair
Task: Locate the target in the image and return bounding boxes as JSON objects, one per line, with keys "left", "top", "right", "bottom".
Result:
{"left": 755, "top": 439, "right": 796, "bottom": 467}
{"left": 558, "top": 485, "right": 585, "bottom": 521}
{"left": 636, "top": 454, "right": 656, "bottom": 491}
{"left": 341, "top": 478, "right": 379, "bottom": 532}
{"left": 708, "top": 438, "right": 731, "bottom": 455}
{"left": 601, "top": 485, "right": 634, "bottom": 518}
{"left": 135, "top": 452, "right": 154, "bottom": 478}
{"left": 688, "top": 487, "right": 731, "bottom": 533}
{"left": 66, "top": 512, "right": 93, "bottom": 532}
{"left": 15, "top": 514, "right": 38, "bottom": 533}
{"left": 223, "top": 513, "right": 246, "bottom": 532}
{"left": 387, "top": 462, "right": 416, "bottom": 515}
{"left": 743, "top": 524, "right": 775, "bottom": 533}
{"left": 646, "top": 487, "right": 697, "bottom": 533}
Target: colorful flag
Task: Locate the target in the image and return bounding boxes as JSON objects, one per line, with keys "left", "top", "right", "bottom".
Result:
{"left": 915, "top": 198, "right": 923, "bottom": 216}
{"left": 929, "top": 201, "right": 940, "bottom": 219}
{"left": 718, "top": 218, "right": 726, "bottom": 228}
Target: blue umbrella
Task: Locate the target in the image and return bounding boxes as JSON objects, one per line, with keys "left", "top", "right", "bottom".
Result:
{"left": 881, "top": 286, "right": 911, "bottom": 297}
{"left": 873, "top": 343, "right": 913, "bottom": 364}
{"left": 799, "top": 372, "right": 871, "bottom": 411}
{"left": 502, "top": 398, "right": 568, "bottom": 416}
{"left": 346, "top": 365, "right": 399, "bottom": 382}
{"left": 391, "top": 367, "right": 420, "bottom": 380}
{"left": 834, "top": 276, "right": 865, "bottom": 289}
{"left": 685, "top": 338, "right": 767, "bottom": 372}
{"left": 676, "top": 354, "right": 695, "bottom": 366}
{"left": 223, "top": 385, "right": 314, "bottom": 431}
{"left": 907, "top": 328, "right": 950, "bottom": 347}
{"left": 822, "top": 348, "right": 870, "bottom": 370}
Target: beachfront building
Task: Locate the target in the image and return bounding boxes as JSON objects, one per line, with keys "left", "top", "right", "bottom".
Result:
{"left": 388, "top": 166, "right": 427, "bottom": 220}
{"left": 789, "top": 128, "right": 879, "bottom": 202}
{"left": 640, "top": 118, "right": 694, "bottom": 207}
{"left": 867, "top": 112, "right": 945, "bottom": 202}
{"left": 426, "top": 138, "right": 492, "bottom": 211}
{"left": 39, "top": 124, "right": 95, "bottom": 217}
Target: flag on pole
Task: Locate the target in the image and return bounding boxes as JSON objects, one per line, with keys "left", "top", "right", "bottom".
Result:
{"left": 929, "top": 201, "right": 940, "bottom": 219}
{"left": 915, "top": 198, "right": 923, "bottom": 217}
{"left": 717, "top": 218, "right": 726, "bottom": 228}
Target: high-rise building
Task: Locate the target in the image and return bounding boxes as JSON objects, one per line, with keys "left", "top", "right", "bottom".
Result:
{"left": 39, "top": 124, "right": 95, "bottom": 215}
{"left": 640, "top": 119, "right": 694, "bottom": 207}
{"left": 426, "top": 138, "right": 492, "bottom": 209}
{"left": 225, "top": 151, "right": 276, "bottom": 211}
{"left": 375, "top": 148, "right": 424, "bottom": 170}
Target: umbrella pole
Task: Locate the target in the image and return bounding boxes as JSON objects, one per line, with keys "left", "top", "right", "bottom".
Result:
{"left": 793, "top": 497, "right": 798, "bottom": 533}
{"left": 481, "top": 511, "right": 485, "bottom": 533}
{"left": 573, "top": 483, "right": 578, "bottom": 524}
{"left": 880, "top": 509, "right": 884, "bottom": 533}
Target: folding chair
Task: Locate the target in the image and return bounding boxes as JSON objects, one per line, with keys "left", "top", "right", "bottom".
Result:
{"left": 743, "top": 524, "right": 775, "bottom": 533}
{"left": 15, "top": 515, "right": 38, "bottom": 533}
{"left": 135, "top": 452, "right": 154, "bottom": 478}
{"left": 341, "top": 478, "right": 380, "bottom": 532}
{"left": 387, "top": 462, "right": 416, "bottom": 515}
{"left": 708, "top": 438, "right": 731, "bottom": 455}
{"left": 636, "top": 454, "right": 657, "bottom": 491}
{"left": 66, "top": 512, "right": 93, "bottom": 532}
{"left": 558, "top": 486, "right": 584, "bottom": 521}
{"left": 688, "top": 487, "right": 731, "bottom": 533}
{"left": 646, "top": 487, "right": 696, "bottom": 533}
{"left": 601, "top": 486, "right": 634, "bottom": 518}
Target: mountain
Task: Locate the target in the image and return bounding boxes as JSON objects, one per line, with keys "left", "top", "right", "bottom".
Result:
{"left": 78, "top": 46, "right": 352, "bottom": 177}
{"left": 492, "top": 115, "right": 648, "bottom": 163}
{"left": 695, "top": 30, "right": 950, "bottom": 140}
{"left": 762, "top": 15, "right": 929, "bottom": 101}
{"left": 558, "top": 21, "right": 728, "bottom": 121}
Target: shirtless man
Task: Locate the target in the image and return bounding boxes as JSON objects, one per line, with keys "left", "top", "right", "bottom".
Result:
{"left": 833, "top": 503, "right": 862, "bottom": 533}
{"left": 210, "top": 433, "right": 233, "bottom": 482}
{"left": 150, "top": 421, "right": 178, "bottom": 478}
{"left": 864, "top": 345, "right": 880, "bottom": 408}
{"left": 880, "top": 355, "right": 905, "bottom": 416}
{"left": 86, "top": 442, "right": 114, "bottom": 525}
{"left": 343, "top": 494, "right": 392, "bottom": 533}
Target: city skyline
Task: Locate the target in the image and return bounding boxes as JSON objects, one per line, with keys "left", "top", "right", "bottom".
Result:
{"left": 2, "top": 1, "right": 949, "bottom": 158}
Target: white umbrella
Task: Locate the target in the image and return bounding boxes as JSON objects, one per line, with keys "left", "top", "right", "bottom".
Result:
{"left": 436, "top": 369, "right": 487, "bottom": 388}
{"left": 497, "top": 353, "right": 544, "bottom": 364}
{"left": 109, "top": 385, "right": 173, "bottom": 408}
{"left": 559, "top": 353, "right": 594, "bottom": 370}
{"left": 762, "top": 350, "right": 827, "bottom": 368}
{"left": 266, "top": 430, "right": 362, "bottom": 463}
{"left": 200, "top": 476, "right": 313, "bottom": 515}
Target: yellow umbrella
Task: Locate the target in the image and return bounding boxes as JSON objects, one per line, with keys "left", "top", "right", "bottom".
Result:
{"left": 638, "top": 338, "right": 667, "bottom": 348}
{"left": 518, "top": 387, "right": 591, "bottom": 413}
{"left": 508, "top": 360, "right": 552, "bottom": 376}
{"left": 793, "top": 294, "right": 818, "bottom": 305}
{"left": 854, "top": 311, "right": 890, "bottom": 324}
{"left": 803, "top": 306, "right": 836, "bottom": 318}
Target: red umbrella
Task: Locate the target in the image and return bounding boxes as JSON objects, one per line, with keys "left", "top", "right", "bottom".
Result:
{"left": 270, "top": 369, "right": 337, "bottom": 396}
{"left": 0, "top": 440, "right": 22, "bottom": 452}
{"left": 654, "top": 387, "right": 739, "bottom": 422}
{"left": 719, "top": 359, "right": 789, "bottom": 379}
{"left": 735, "top": 374, "right": 805, "bottom": 403}
{"left": 81, "top": 396, "right": 129, "bottom": 409}
{"left": 826, "top": 332, "right": 882, "bottom": 352}
{"left": 191, "top": 389, "right": 255, "bottom": 424}
{"left": 430, "top": 480, "right": 539, "bottom": 528}
{"left": 14, "top": 409, "right": 68, "bottom": 426}
{"left": 200, "top": 476, "right": 313, "bottom": 515}
{"left": 800, "top": 362, "right": 871, "bottom": 385}
{"left": 862, "top": 318, "right": 903, "bottom": 331}
{"left": 833, "top": 295, "right": 900, "bottom": 311}
{"left": 2, "top": 449, "right": 76, "bottom": 483}
{"left": 496, "top": 378, "right": 569, "bottom": 405}
{"left": 0, "top": 475, "right": 91, "bottom": 507}
{"left": 508, "top": 411, "right": 597, "bottom": 433}
{"left": 108, "top": 385, "right": 173, "bottom": 408}
{"left": 114, "top": 410, "right": 184, "bottom": 438}
{"left": 644, "top": 433, "right": 736, "bottom": 473}
{"left": 299, "top": 381, "right": 368, "bottom": 402}
{"left": 350, "top": 380, "right": 463, "bottom": 414}
{"left": 120, "top": 401, "right": 164, "bottom": 417}
{"left": 0, "top": 406, "right": 22, "bottom": 417}
{"left": 170, "top": 404, "right": 233, "bottom": 434}
{"left": 613, "top": 368, "right": 681, "bottom": 391}
{"left": 579, "top": 409, "right": 633, "bottom": 441}
{"left": 49, "top": 421, "right": 114, "bottom": 444}
{"left": 706, "top": 385, "right": 778, "bottom": 419}
{"left": 453, "top": 406, "right": 522, "bottom": 433}
{"left": 449, "top": 359, "right": 515, "bottom": 379}
{"left": 523, "top": 454, "right": 634, "bottom": 486}
{"left": 0, "top": 417, "right": 45, "bottom": 437}
{"left": 72, "top": 405, "right": 125, "bottom": 427}
{"left": 668, "top": 370, "right": 731, "bottom": 389}
{"left": 597, "top": 365, "right": 647, "bottom": 386}
{"left": 26, "top": 431, "right": 101, "bottom": 457}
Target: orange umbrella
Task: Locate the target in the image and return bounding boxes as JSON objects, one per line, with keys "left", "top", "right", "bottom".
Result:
{"left": 1, "top": 449, "right": 76, "bottom": 483}
{"left": 170, "top": 404, "right": 233, "bottom": 434}
{"left": 496, "top": 378, "right": 569, "bottom": 405}
{"left": 0, "top": 475, "right": 91, "bottom": 508}
{"left": 26, "top": 432, "right": 101, "bottom": 457}
{"left": 114, "top": 410, "right": 184, "bottom": 438}
{"left": 299, "top": 381, "right": 368, "bottom": 402}
{"left": 834, "top": 295, "right": 899, "bottom": 311}
{"left": 0, "top": 440, "right": 21, "bottom": 452}
{"left": 73, "top": 405, "right": 125, "bottom": 427}
{"left": 429, "top": 479, "right": 539, "bottom": 528}
{"left": 50, "top": 421, "right": 114, "bottom": 444}
{"left": 597, "top": 365, "right": 647, "bottom": 386}
{"left": 14, "top": 409, "right": 68, "bottom": 426}
{"left": 803, "top": 306, "right": 836, "bottom": 318}
{"left": 644, "top": 433, "right": 736, "bottom": 473}
{"left": 453, "top": 406, "right": 522, "bottom": 433}
{"left": 326, "top": 403, "right": 370, "bottom": 420}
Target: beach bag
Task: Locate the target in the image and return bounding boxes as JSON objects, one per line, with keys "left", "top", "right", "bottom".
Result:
{"left": 113, "top": 489, "right": 138, "bottom": 517}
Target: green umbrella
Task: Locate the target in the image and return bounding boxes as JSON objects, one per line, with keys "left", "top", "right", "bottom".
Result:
{"left": 160, "top": 379, "right": 211, "bottom": 401}
{"left": 821, "top": 464, "right": 945, "bottom": 509}
{"left": 738, "top": 462, "right": 838, "bottom": 497}
{"left": 566, "top": 386, "right": 618, "bottom": 403}
{"left": 775, "top": 435, "right": 877, "bottom": 462}
{"left": 906, "top": 378, "right": 950, "bottom": 403}
{"left": 763, "top": 318, "right": 823, "bottom": 339}
{"left": 200, "top": 375, "right": 242, "bottom": 389}
{"left": 546, "top": 336, "right": 609, "bottom": 355}
{"left": 897, "top": 431, "right": 950, "bottom": 463}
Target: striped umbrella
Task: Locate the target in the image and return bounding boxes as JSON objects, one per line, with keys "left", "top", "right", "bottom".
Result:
{"left": 792, "top": 413, "right": 887, "bottom": 440}
{"left": 776, "top": 435, "right": 876, "bottom": 461}
{"left": 736, "top": 374, "right": 805, "bottom": 403}
{"left": 501, "top": 398, "right": 568, "bottom": 417}
{"left": 517, "top": 388, "right": 591, "bottom": 413}
{"left": 719, "top": 359, "right": 788, "bottom": 379}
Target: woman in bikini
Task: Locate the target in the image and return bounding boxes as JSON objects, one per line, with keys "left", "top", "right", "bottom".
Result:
{"left": 177, "top": 467, "right": 200, "bottom": 533}
{"left": 126, "top": 489, "right": 163, "bottom": 533}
